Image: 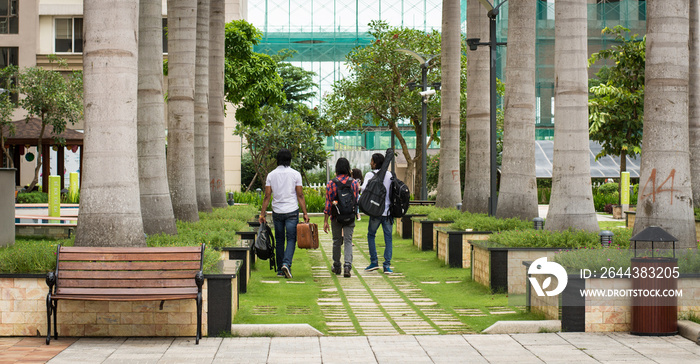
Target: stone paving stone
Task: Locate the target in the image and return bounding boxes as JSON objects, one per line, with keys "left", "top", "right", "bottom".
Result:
{"left": 368, "top": 336, "right": 433, "bottom": 363}
{"left": 464, "top": 334, "right": 544, "bottom": 363}
{"left": 319, "top": 337, "right": 377, "bottom": 364}
{"left": 266, "top": 337, "right": 321, "bottom": 364}
{"left": 416, "top": 335, "right": 488, "bottom": 364}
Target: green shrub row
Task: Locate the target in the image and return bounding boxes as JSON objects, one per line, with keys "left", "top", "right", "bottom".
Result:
{"left": 0, "top": 205, "right": 260, "bottom": 274}
{"left": 487, "top": 227, "right": 632, "bottom": 249}
{"left": 231, "top": 187, "right": 326, "bottom": 213}
{"left": 554, "top": 246, "right": 700, "bottom": 274}
{"left": 16, "top": 190, "right": 80, "bottom": 204}
{"left": 450, "top": 213, "right": 533, "bottom": 232}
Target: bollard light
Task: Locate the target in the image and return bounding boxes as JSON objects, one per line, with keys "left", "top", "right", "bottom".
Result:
{"left": 599, "top": 230, "right": 613, "bottom": 247}
{"left": 533, "top": 217, "right": 544, "bottom": 230}
{"left": 227, "top": 192, "right": 234, "bottom": 206}
{"left": 456, "top": 203, "right": 463, "bottom": 210}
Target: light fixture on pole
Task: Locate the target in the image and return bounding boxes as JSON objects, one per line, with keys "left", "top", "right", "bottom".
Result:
{"left": 465, "top": 0, "right": 507, "bottom": 216}
{"left": 395, "top": 48, "right": 438, "bottom": 201}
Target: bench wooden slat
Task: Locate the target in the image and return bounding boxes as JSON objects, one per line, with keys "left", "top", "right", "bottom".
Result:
{"left": 55, "top": 287, "right": 199, "bottom": 296}
{"left": 58, "top": 252, "right": 202, "bottom": 262}
{"left": 58, "top": 261, "right": 201, "bottom": 271}
{"left": 58, "top": 279, "right": 195, "bottom": 289}
{"left": 58, "top": 270, "right": 198, "bottom": 280}
{"left": 59, "top": 246, "right": 202, "bottom": 254}
{"left": 50, "top": 294, "right": 198, "bottom": 301}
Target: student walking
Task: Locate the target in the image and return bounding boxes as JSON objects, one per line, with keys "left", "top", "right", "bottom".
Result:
{"left": 323, "top": 158, "right": 360, "bottom": 277}
{"left": 362, "top": 153, "right": 394, "bottom": 274}
{"left": 259, "top": 149, "right": 310, "bottom": 278}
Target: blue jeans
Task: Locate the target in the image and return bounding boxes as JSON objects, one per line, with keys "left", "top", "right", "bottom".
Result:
{"left": 272, "top": 210, "right": 298, "bottom": 270}
{"left": 367, "top": 215, "right": 393, "bottom": 269}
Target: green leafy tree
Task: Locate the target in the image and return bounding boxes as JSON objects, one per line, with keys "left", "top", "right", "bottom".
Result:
{"left": 18, "top": 57, "right": 83, "bottom": 191}
{"left": 224, "top": 20, "right": 285, "bottom": 125}
{"left": 588, "top": 26, "right": 645, "bottom": 183}
{"left": 0, "top": 66, "right": 16, "bottom": 168}
{"left": 323, "top": 20, "right": 468, "bottom": 194}
{"left": 273, "top": 50, "right": 318, "bottom": 110}
{"left": 235, "top": 105, "right": 329, "bottom": 189}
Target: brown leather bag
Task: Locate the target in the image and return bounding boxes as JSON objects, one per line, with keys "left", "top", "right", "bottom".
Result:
{"left": 297, "top": 223, "right": 319, "bottom": 249}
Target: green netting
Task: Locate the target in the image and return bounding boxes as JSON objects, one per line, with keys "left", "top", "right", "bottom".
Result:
{"left": 326, "top": 130, "right": 441, "bottom": 150}
{"left": 249, "top": 0, "right": 647, "bottom": 151}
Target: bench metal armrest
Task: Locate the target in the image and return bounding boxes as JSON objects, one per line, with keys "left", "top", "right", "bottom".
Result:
{"left": 46, "top": 271, "right": 56, "bottom": 294}
{"left": 195, "top": 271, "right": 204, "bottom": 289}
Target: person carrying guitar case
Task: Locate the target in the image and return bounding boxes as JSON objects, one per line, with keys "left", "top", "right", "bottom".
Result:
{"left": 323, "top": 157, "right": 360, "bottom": 278}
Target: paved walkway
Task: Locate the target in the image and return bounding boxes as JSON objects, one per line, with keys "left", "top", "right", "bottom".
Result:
{"left": 311, "top": 232, "right": 473, "bottom": 336}
{"left": 43, "top": 333, "right": 700, "bottom": 363}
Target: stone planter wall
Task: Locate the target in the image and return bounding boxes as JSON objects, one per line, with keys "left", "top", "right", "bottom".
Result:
{"left": 435, "top": 229, "right": 491, "bottom": 268}
{"left": 471, "top": 242, "right": 559, "bottom": 294}
{"left": 0, "top": 264, "right": 240, "bottom": 337}
{"left": 15, "top": 224, "right": 76, "bottom": 239}
{"left": 412, "top": 219, "right": 452, "bottom": 251}
{"left": 396, "top": 214, "right": 426, "bottom": 239}
{"left": 527, "top": 272, "right": 700, "bottom": 333}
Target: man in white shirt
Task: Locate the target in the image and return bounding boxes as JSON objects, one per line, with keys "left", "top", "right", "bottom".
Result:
{"left": 259, "top": 149, "right": 310, "bottom": 278}
{"left": 361, "top": 153, "right": 394, "bottom": 274}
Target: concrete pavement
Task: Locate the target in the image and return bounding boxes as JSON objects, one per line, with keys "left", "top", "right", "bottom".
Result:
{"left": 44, "top": 333, "right": 700, "bottom": 364}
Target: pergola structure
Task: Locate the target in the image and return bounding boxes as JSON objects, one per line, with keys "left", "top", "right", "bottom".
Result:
{"left": 2, "top": 118, "right": 83, "bottom": 192}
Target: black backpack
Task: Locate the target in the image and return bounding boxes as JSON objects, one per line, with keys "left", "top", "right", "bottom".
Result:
{"left": 358, "top": 149, "right": 393, "bottom": 217}
{"left": 390, "top": 176, "right": 411, "bottom": 218}
{"left": 254, "top": 224, "right": 276, "bottom": 270}
{"left": 332, "top": 177, "right": 356, "bottom": 224}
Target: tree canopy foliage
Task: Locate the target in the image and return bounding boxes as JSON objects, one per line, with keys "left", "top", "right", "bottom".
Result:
{"left": 588, "top": 26, "right": 645, "bottom": 174}
{"left": 223, "top": 20, "right": 285, "bottom": 126}
{"left": 17, "top": 56, "right": 83, "bottom": 190}
{"left": 322, "top": 20, "right": 468, "bottom": 191}
{"left": 0, "top": 66, "right": 16, "bottom": 168}
{"left": 233, "top": 42, "right": 334, "bottom": 189}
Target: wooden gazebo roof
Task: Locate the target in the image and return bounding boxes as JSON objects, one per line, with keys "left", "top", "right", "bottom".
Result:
{"left": 2, "top": 117, "right": 84, "bottom": 146}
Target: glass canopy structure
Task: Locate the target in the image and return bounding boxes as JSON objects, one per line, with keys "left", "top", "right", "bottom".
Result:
{"left": 248, "top": 0, "right": 647, "bottom": 149}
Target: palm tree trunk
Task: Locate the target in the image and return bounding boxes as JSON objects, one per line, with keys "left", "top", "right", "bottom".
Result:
{"left": 496, "top": 0, "right": 538, "bottom": 221}
{"left": 138, "top": 0, "right": 177, "bottom": 236}
{"left": 194, "top": 0, "right": 213, "bottom": 212}
{"left": 634, "top": 0, "right": 696, "bottom": 248}
{"left": 76, "top": 0, "right": 146, "bottom": 247}
{"left": 166, "top": 0, "right": 200, "bottom": 222}
{"left": 690, "top": 0, "right": 700, "bottom": 209}
{"left": 435, "top": 0, "right": 462, "bottom": 208}
{"left": 463, "top": 0, "right": 490, "bottom": 213}
{"left": 208, "top": 0, "right": 227, "bottom": 207}
{"left": 544, "top": 0, "right": 598, "bottom": 232}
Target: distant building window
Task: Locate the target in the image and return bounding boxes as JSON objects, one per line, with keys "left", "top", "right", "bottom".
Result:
{"left": 639, "top": 0, "right": 646, "bottom": 21}
{"left": 55, "top": 18, "right": 83, "bottom": 53}
{"left": 0, "top": 47, "right": 18, "bottom": 104}
{"left": 0, "top": 0, "right": 18, "bottom": 34}
{"left": 537, "top": 0, "right": 554, "bottom": 21}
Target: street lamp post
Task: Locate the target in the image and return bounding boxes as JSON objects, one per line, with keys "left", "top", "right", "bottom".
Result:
{"left": 466, "top": 0, "right": 507, "bottom": 216}
{"left": 395, "top": 49, "right": 438, "bottom": 201}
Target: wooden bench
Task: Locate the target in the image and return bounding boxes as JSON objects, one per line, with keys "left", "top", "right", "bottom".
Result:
{"left": 45, "top": 244, "right": 205, "bottom": 345}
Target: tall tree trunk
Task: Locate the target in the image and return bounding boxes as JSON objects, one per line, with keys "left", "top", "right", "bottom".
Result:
{"left": 208, "top": 0, "right": 227, "bottom": 207}
{"left": 137, "top": 0, "right": 177, "bottom": 236}
{"left": 690, "top": 0, "right": 700, "bottom": 208}
{"left": 496, "top": 0, "right": 538, "bottom": 221}
{"left": 634, "top": 0, "right": 696, "bottom": 249}
{"left": 27, "top": 123, "right": 46, "bottom": 192}
{"left": 166, "top": 0, "right": 200, "bottom": 222}
{"left": 76, "top": 0, "right": 146, "bottom": 247}
{"left": 545, "top": 0, "right": 598, "bottom": 232}
{"left": 194, "top": 0, "right": 212, "bottom": 212}
{"left": 435, "top": 0, "right": 462, "bottom": 208}
{"left": 463, "top": 0, "right": 490, "bottom": 213}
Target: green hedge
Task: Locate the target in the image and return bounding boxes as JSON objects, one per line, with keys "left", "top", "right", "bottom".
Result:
{"left": 487, "top": 227, "right": 632, "bottom": 249}
{"left": 1, "top": 205, "right": 260, "bottom": 274}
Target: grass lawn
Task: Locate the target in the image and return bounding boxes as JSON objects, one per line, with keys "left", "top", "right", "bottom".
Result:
{"left": 234, "top": 215, "right": 544, "bottom": 335}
